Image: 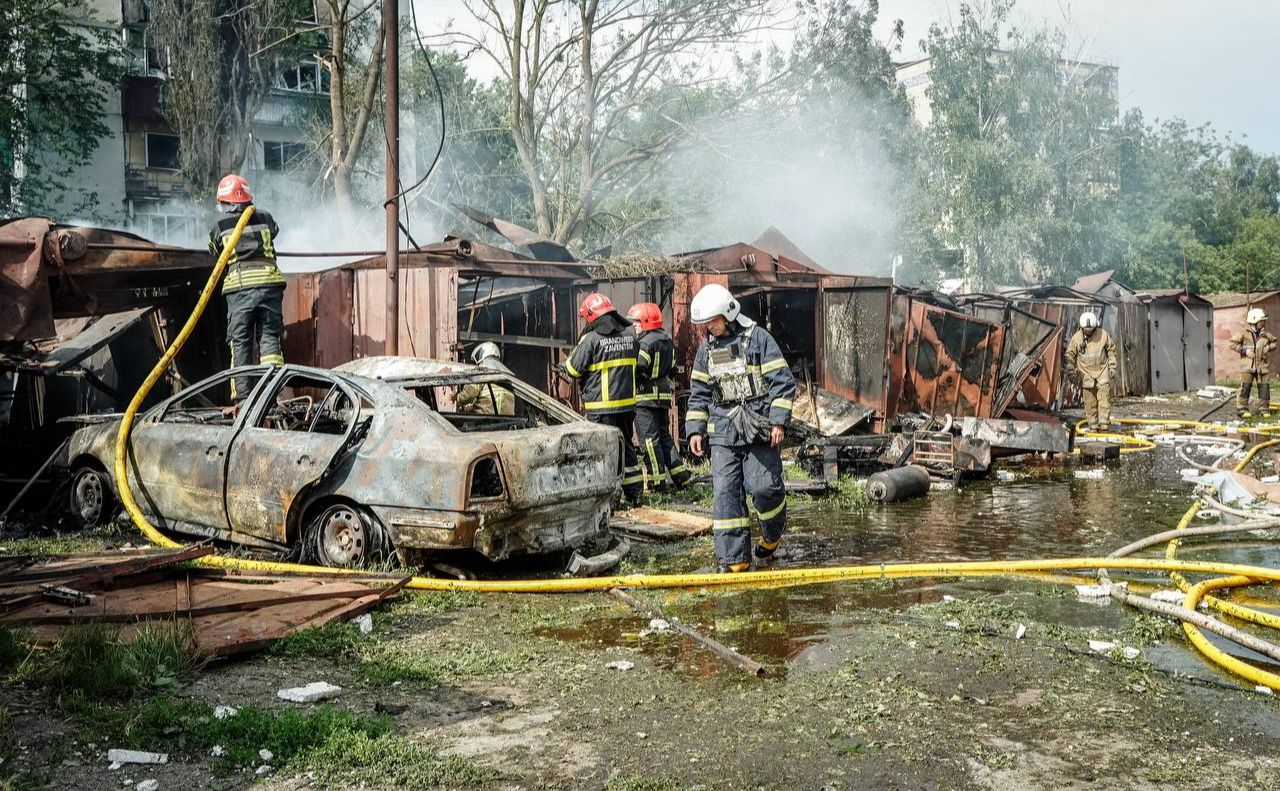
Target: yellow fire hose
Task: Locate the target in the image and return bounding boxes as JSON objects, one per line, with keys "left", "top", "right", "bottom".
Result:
{"left": 112, "top": 212, "right": 1280, "bottom": 687}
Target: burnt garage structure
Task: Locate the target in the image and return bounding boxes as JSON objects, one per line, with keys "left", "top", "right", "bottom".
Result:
{"left": 1140, "top": 289, "right": 1214, "bottom": 394}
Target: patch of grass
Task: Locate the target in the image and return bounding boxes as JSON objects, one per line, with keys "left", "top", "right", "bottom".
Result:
{"left": 306, "top": 730, "right": 496, "bottom": 787}
{"left": 381, "top": 590, "right": 484, "bottom": 624}
{"left": 359, "top": 642, "right": 529, "bottom": 686}
{"left": 0, "top": 628, "right": 28, "bottom": 675}
{"left": 0, "top": 526, "right": 120, "bottom": 557}
{"left": 74, "top": 699, "right": 489, "bottom": 786}
{"left": 20, "top": 622, "right": 196, "bottom": 702}
{"left": 605, "top": 778, "right": 708, "bottom": 791}
{"left": 643, "top": 483, "right": 714, "bottom": 510}
{"left": 268, "top": 621, "right": 362, "bottom": 659}
{"left": 825, "top": 476, "right": 872, "bottom": 510}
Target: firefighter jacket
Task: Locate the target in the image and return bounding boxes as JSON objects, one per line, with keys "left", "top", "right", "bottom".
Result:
{"left": 635, "top": 328, "right": 676, "bottom": 406}
{"left": 1065, "top": 328, "right": 1118, "bottom": 388}
{"left": 565, "top": 314, "right": 638, "bottom": 416}
{"left": 457, "top": 359, "right": 516, "bottom": 416}
{"left": 1229, "top": 327, "right": 1279, "bottom": 374}
{"left": 684, "top": 320, "right": 796, "bottom": 447}
{"left": 209, "top": 206, "right": 286, "bottom": 294}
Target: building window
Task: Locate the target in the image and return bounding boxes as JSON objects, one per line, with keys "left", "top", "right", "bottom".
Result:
{"left": 144, "top": 132, "right": 180, "bottom": 170}
{"left": 141, "top": 213, "right": 198, "bottom": 244}
{"left": 278, "top": 58, "right": 329, "bottom": 94}
{"left": 263, "top": 141, "right": 306, "bottom": 171}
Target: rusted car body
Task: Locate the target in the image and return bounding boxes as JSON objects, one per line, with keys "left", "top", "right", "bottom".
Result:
{"left": 56, "top": 359, "right": 621, "bottom": 565}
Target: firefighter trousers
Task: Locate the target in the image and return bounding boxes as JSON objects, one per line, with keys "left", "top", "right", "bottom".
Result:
{"left": 1081, "top": 381, "right": 1111, "bottom": 428}
{"left": 588, "top": 411, "right": 644, "bottom": 504}
{"left": 710, "top": 441, "right": 786, "bottom": 566}
{"left": 1238, "top": 372, "right": 1271, "bottom": 414}
{"left": 225, "top": 284, "right": 285, "bottom": 401}
{"left": 634, "top": 405, "right": 691, "bottom": 489}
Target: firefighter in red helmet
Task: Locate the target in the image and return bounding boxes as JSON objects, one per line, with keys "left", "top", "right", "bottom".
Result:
{"left": 626, "top": 302, "right": 690, "bottom": 490}
{"left": 566, "top": 293, "right": 643, "bottom": 505}
{"left": 208, "top": 174, "right": 285, "bottom": 402}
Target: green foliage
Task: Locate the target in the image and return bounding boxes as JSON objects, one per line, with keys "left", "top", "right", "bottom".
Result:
{"left": 0, "top": 0, "right": 123, "bottom": 217}
{"left": 0, "top": 629, "right": 26, "bottom": 675}
{"left": 20, "top": 623, "right": 196, "bottom": 702}
{"left": 74, "top": 698, "right": 492, "bottom": 785}
{"left": 268, "top": 621, "right": 362, "bottom": 659}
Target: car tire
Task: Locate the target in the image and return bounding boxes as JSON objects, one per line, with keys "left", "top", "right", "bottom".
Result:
{"left": 69, "top": 465, "right": 116, "bottom": 529}
{"left": 302, "top": 502, "right": 390, "bottom": 568}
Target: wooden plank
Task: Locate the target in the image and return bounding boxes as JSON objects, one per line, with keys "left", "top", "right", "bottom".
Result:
{"left": 612, "top": 506, "right": 710, "bottom": 540}
{"left": 0, "top": 545, "right": 212, "bottom": 585}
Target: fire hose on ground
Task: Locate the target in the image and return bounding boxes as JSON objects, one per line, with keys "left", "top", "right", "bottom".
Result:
{"left": 111, "top": 208, "right": 1280, "bottom": 688}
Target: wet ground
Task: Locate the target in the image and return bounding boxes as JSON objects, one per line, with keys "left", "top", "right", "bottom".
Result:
{"left": 5, "top": 393, "right": 1280, "bottom": 788}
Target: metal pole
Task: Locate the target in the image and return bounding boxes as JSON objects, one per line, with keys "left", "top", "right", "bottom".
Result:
{"left": 384, "top": 0, "right": 401, "bottom": 356}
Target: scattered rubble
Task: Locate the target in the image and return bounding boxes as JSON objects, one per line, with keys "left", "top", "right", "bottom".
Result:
{"left": 106, "top": 749, "right": 167, "bottom": 766}
{"left": 605, "top": 660, "right": 635, "bottom": 672}
{"left": 277, "top": 681, "right": 343, "bottom": 703}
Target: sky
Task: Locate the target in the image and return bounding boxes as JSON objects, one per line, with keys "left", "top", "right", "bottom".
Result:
{"left": 412, "top": 0, "right": 1280, "bottom": 154}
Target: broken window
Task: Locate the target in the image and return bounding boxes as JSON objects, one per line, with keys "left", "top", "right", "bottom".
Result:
{"left": 258, "top": 373, "right": 360, "bottom": 435}
{"left": 263, "top": 141, "right": 306, "bottom": 171}
{"left": 144, "top": 132, "right": 180, "bottom": 171}
{"left": 409, "top": 378, "right": 572, "bottom": 433}
{"left": 278, "top": 59, "right": 329, "bottom": 94}
{"left": 158, "top": 372, "right": 266, "bottom": 425}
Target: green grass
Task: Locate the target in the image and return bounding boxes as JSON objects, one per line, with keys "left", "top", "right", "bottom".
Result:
{"left": 0, "top": 629, "right": 27, "bottom": 675}
{"left": 268, "top": 621, "right": 362, "bottom": 659}
{"left": 359, "top": 642, "right": 530, "bottom": 686}
{"left": 643, "top": 483, "right": 714, "bottom": 510}
{"left": 18, "top": 623, "right": 196, "bottom": 702}
{"left": 605, "top": 778, "right": 722, "bottom": 791}
{"left": 73, "top": 698, "right": 490, "bottom": 784}
{"left": 0, "top": 526, "right": 121, "bottom": 557}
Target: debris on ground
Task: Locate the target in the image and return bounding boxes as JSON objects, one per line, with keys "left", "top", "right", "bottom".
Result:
{"left": 351, "top": 613, "right": 374, "bottom": 635}
{"left": 0, "top": 547, "right": 407, "bottom": 657}
{"left": 107, "top": 749, "right": 168, "bottom": 765}
{"left": 610, "top": 507, "right": 710, "bottom": 541}
{"left": 1074, "top": 469, "right": 1105, "bottom": 479}
{"left": 277, "top": 681, "right": 343, "bottom": 703}
{"left": 605, "top": 660, "right": 636, "bottom": 671}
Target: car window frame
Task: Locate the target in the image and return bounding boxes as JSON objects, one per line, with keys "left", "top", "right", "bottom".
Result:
{"left": 144, "top": 366, "right": 274, "bottom": 426}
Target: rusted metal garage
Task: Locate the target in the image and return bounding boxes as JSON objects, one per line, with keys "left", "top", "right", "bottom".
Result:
{"left": 1139, "top": 289, "right": 1215, "bottom": 394}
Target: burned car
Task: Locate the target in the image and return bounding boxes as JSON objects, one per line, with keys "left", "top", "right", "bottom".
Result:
{"left": 58, "top": 359, "right": 622, "bottom": 565}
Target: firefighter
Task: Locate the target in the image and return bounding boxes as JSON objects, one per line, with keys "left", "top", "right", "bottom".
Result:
{"left": 1065, "top": 311, "right": 1118, "bottom": 431}
{"left": 457, "top": 342, "right": 515, "bottom": 416}
{"left": 1229, "top": 308, "right": 1278, "bottom": 418}
{"left": 626, "top": 302, "right": 691, "bottom": 490}
{"left": 566, "top": 293, "right": 644, "bottom": 505}
{"left": 684, "top": 284, "right": 796, "bottom": 572}
{"left": 208, "top": 174, "right": 286, "bottom": 402}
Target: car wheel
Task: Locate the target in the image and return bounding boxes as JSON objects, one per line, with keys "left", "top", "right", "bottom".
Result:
{"left": 303, "top": 502, "right": 389, "bottom": 568}
{"left": 69, "top": 466, "right": 116, "bottom": 529}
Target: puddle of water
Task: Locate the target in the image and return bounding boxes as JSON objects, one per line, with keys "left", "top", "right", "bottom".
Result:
{"left": 540, "top": 445, "right": 1280, "bottom": 684}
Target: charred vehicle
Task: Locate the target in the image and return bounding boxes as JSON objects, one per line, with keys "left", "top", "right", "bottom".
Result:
{"left": 57, "top": 359, "right": 622, "bottom": 565}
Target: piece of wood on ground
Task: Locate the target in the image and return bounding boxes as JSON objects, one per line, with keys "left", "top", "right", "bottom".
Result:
{"left": 611, "top": 506, "right": 711, "bottom": 540}
{"left": 608, "top": 588, "right": 766, "bottom": 677}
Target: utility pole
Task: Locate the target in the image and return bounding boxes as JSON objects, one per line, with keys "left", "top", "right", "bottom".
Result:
{"left": 383, "top": 0, "right": 400, "bottom": 355}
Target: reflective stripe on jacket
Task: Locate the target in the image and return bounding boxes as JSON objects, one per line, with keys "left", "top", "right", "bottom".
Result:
{"left": 209, "top": 207, "right": 286, "bottom": 294}
{"left": 566, "top": 318, "right": 638, "bottom": 415}
{"left": 636, "top": 328, "right": 676, "bottom": 405}
{"left": 684, "top": 320, "right": 796, "bottom": 446}
{"left": 1228, "top": 327, "right": 1278, "bottom": 374}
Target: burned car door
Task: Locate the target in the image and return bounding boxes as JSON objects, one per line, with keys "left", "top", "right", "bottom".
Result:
{"left": 127, "top": 368, "right": 269, "bottom": 535}
{"left": 223, "top": 368, "right": 364, "bottom": 545}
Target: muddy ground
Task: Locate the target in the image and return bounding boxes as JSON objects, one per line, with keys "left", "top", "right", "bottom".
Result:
{"left": 4, "top": 390, "right": 1280, "bottom": 790}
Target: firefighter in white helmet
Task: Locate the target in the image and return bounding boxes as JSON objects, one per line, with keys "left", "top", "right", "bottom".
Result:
{"left": 457, "top": 342, "right": 515, "bottom": 416}
{"left": 1065, "top": 311, "right": 1117, "bottom": 431}
{"left": 684, "top": 283, "right": 797, "bottom": 572}
{"left": 1229, "top": 308, "right": 1277, "bottom": 418}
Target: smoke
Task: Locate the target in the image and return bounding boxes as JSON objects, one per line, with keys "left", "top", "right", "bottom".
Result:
{"left": 658, "top": 83, "right": 912, "bottom": 276}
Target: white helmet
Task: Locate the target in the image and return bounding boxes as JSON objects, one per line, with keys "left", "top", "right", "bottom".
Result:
{"left": 1079, "top": 311, "right": 1099, "bottom": 329}
{"left": 1248, "top": 308, "right": 1267, "bottom": 325}
{"left": 471, "top": 341, "right": 501, "bottom": 364}
{"left": 690, "top": 283, "right": 742, "bottom": 325}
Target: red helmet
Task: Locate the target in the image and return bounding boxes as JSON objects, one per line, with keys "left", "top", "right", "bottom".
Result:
{"left": 626, "top": 302, "right": 663, "bottom": 331}
{"left": 579, "top": 292, "right": 617, "bottom": 323}
{"left": 216, "top": 174, "right": 252, "bottom": 204}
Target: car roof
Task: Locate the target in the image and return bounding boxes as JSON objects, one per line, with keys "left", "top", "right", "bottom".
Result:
{"left": 335, "top": 356, "right": 483, "bottom": 381}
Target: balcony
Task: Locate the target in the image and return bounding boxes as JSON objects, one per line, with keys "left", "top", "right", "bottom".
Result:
{"left": 125, "top": 165, "right": 189, "bottom": 201}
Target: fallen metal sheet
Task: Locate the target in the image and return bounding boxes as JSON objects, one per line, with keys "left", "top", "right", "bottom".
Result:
{"left": 792, "top": 386, "right": 875, "bottom": 437}
{"left": 0, "top": 217, "right": 55, "bottom": 342}
{"left": 960, "top": 417, "right": 1071, "bottom": 455}
{"left": 611, "top": 507, "right": 711, "bottom": 541}
{"left": 0, "top": 545, "right": 212, "bottom": 592}
{"left": 0, "top": 306, "right": 155, "bottom": 374}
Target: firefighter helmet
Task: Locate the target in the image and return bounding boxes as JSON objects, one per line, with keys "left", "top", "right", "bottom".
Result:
{"left": 216, "top": 174, "right": 252, "bottom": 205}
{"left": 579, "top": 293, "right": 619, "bottom": 323}
{"left": 626, "top": 302, "right": 663, "bottom": 332}
{"left": 471, "top": 341, "right": 501, "bottom": 365}
{"left": 1248, "top": 308, "right": 1267, "bottom": 325}
{"left": 1079, "top": 311, "right": 1099, "bottom": 329}
{"left": 690, "top": 283, "right": 741, "bottom": 324}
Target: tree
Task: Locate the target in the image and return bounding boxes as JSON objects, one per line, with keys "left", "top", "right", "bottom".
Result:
{"left": 0, "top": 0, "right": 122, "bottom": 217}
{"left": 435, "top": 0, "right": 784, "bottom": 247}
{"left": 912, "top": 0, "right": 1121, "bottom": 288}
{"left": 315, "top": 0, "right": 385, "bottom": 212}
{"left": 148, "top": 0, "right": 307, "bottom": 196}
